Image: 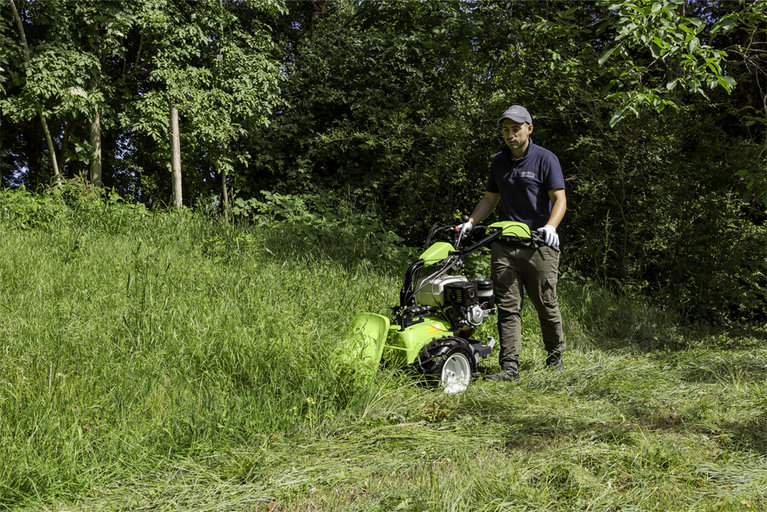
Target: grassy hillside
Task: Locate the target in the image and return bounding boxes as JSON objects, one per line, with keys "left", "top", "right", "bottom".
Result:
{"left": 1, "top": 187, "right": 766, "bottom": 511}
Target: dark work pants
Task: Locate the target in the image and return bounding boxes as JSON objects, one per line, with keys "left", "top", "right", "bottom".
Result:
{"left": 491, "top": 242, "right": 566, "bottom": 370}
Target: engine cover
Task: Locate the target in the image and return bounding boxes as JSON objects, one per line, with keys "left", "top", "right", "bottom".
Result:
{"left": 414, "top": 275, "right": 467, "bottom": 306}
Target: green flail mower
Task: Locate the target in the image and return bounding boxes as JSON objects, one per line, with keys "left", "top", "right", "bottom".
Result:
{"left": 337, "top": 220, "right": 542, "bottom": 393}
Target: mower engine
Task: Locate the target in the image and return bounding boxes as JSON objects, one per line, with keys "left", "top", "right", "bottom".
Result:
{"left": 415, "top": 275, "right": 494, "bottom": 330}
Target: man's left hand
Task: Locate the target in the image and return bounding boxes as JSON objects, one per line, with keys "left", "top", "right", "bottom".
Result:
{"left": 537, "top": 224, "right": 559, "bottom": 247}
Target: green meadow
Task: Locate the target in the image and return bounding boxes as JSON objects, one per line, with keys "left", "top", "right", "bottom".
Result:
{"left": 1, "top": 189, "right": 765, "bottom": 511}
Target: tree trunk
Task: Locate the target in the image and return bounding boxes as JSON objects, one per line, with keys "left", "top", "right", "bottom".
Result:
{"left": 10, "top": 0, "right": 62, "bottom": 186}
{"left": 38, "top": 113, "right": 62, "bottom": 186}
{"left": 220, "top": 170, "right": 229, "bottom": 219}
{"left": 217, "top": 0, "right": 229, "bottom": 219}
{"left": 169, "top": 101, "right": 182, "bottom": 208}
{"left": 90, "top": 108, "right": 102, "bottom": 186}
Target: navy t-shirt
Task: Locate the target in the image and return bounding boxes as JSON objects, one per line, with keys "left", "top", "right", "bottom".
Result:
{"left": 486, "top": 140, "right": 565, "bottom": 229}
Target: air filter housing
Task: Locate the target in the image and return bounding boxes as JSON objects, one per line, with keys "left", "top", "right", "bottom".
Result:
{"left": 443, "top": 280, "right": 478, "bottom": 307}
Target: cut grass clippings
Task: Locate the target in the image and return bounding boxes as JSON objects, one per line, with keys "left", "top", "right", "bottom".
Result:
{"left": 34, "top": 358, "right": 767, "bottom": 511}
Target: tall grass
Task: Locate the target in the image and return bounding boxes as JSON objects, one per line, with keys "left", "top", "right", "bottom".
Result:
{"left": 0, "top": 186, "right": 408, "bottom": 507}
{"left": 1, "top": 185, "right": 766, "bottom": 511}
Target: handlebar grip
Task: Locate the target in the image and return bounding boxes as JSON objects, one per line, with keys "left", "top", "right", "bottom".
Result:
{"left": 532, "top": 231, "right": 560, "bottom": 252}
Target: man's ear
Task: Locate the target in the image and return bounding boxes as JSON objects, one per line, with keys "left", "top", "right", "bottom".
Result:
{"left": 527, "top": 123, "right": 534, "bottom": 134}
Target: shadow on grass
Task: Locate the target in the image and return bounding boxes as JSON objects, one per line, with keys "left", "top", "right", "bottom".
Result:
{"left": 672, "top": 353, "right": 767, "bottom": 383}
{"left": 497, "top": 414, "right": 638, "bottom": 452}
{"left": 719, "top": 412, "right": 767, "bottom": 456}
{"left": 482, "top": 406, "right": 767, "bottom": 460}
{"left": 440, "top": 381, "right": 766, "bottom": 459}
{"left": 259, "top": 221, "right": 413, "bottom": 274}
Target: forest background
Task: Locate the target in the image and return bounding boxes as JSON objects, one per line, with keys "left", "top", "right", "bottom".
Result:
{"left": 2, "top": 0, "right": 767, "bottom": 320}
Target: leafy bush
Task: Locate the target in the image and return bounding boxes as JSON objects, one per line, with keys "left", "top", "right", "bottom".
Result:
{"left": 0, "top": 179, "right": 153, "bottom": 233}
{"left": 0, "top": 186, "right": 66, "bottom": 229}
{"left": 232, "top": 190, "right": 410, "bottom": 268}
{"left": 564, "top": 109, "right": 767, "bottom": 321}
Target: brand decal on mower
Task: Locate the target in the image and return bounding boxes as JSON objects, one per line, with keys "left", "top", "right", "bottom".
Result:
{"left": 425, "top": 325, "right": 443, "bottom": 335}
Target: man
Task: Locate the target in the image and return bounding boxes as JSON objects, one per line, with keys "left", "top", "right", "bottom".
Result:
{"left": 459, "top": 105, "right": 567, "bottom": 381}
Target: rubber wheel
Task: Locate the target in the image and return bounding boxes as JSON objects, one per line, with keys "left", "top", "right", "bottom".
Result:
{"left": 436, "top": 347, "right": 473, "bottom": 394}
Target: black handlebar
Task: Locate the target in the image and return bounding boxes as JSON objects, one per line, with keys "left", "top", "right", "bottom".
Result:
{"left": 425, "top": 221, "right": 559, "bottom": 253}
{"left": 457, "top": 227, "right": 503, "bottom": 256}
{"left": 466, "top": 224, "right": 560, "bottom": 253}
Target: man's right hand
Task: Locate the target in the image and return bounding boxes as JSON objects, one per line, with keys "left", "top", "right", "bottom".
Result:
{"left": 456, "top": 220, "right": 473, "bottom": 235}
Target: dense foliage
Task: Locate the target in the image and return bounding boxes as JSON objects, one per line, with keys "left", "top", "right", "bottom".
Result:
{"left": 2, "top": 0, "right": 766, "bottom": 319}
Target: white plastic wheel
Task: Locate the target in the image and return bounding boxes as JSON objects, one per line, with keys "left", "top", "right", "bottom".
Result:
{"left": 441, "top": 352, "right": 472, "bottom": 394}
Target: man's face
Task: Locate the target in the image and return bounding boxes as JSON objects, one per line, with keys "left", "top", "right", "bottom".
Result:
{"left": 501, "top": 119, "right": 533, "bottom": 155}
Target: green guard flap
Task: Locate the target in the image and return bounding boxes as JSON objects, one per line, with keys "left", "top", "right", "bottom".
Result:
{"left": 337, "top": 313, "right": 390, "bottom": 375}
{"left": 418, "top": 242, "right": 453, "bottom": 266}
{"left": 488, "top": 221, "right": 532, "bottom": 239}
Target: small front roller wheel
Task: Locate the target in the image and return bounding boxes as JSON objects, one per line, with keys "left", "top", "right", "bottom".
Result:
{"left": 436, "top": 347, "right": 473, "bottom": 394}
